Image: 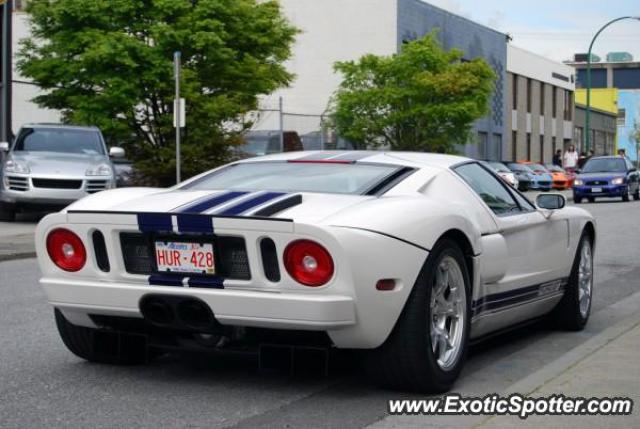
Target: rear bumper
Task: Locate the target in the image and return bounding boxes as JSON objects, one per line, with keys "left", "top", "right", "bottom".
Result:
{"left": 42, "top": 277, "right": 356, "bottom": 330}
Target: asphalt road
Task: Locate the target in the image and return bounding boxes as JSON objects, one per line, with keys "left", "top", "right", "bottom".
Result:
{"left": 0, "top": 199, "right": 639, "bottom": 428}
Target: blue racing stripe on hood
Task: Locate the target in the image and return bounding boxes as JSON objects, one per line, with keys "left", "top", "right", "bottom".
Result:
{"left": 217, "top": 192, "right": 287, "bottom": 216}
{"left": 176, "top": 191, "right": 249, "bottom": 213}
{"left": 176, "top": 214, "right": 214, "bottom": 233}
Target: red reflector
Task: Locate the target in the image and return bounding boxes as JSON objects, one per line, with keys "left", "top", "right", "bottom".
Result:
{"left": 46, "top": 228, "right": 87, "bottom": 272}
{"left": 376, "top": 279, "right": 396, "bottom": 291}
{"left": 283, "top": 240, "right": 334, "bottom": 287}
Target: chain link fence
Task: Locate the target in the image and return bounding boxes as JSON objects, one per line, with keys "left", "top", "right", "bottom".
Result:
{"left": 242, "top": 98, "right": 355, "bottom": 155}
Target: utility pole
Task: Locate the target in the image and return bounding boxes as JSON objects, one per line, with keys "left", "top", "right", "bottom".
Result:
{"left": 1, "top": 0, "right": 13, "bottom": 143}
{"left": 585, "top": 16, "right": 640, "bottom": 153}
{"left": 174, "top": 51, "right": 182, "bottom": 184}
{"left": 278, "top": 96, "right": 284, "bottom": 152}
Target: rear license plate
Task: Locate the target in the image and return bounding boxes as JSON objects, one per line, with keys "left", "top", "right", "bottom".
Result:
{"left": 591, "top": 187, "right": 602, "bottom": 193}
{"left": 155, "top": 241, "right": 215, "bottom": 275}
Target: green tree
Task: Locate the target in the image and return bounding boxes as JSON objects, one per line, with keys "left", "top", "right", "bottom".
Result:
{"left": 18, "top": 0, "right": 297, "bottom": 186}
{"left": 329, "top": 33, "right": 496, "bottom": 152}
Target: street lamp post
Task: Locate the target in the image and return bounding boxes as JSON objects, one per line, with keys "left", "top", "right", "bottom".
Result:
{"left": 585, "top": 16, "right": 640, "bottom": 154}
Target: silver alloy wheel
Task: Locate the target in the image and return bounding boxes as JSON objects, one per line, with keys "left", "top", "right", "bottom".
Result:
{"left": 430, "top": 255, "right": 467, "bottom": 371}
{"left": 578, "top": 239, "right": 593, "bottom": 318}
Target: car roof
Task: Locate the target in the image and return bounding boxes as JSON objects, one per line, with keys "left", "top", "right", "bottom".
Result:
{"left": 235, "top": 151, "right": 471, "bottom": 170}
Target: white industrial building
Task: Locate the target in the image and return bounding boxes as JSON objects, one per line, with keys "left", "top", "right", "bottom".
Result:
{"left": 9, "top": 8, "right": 61, "bottom": 135}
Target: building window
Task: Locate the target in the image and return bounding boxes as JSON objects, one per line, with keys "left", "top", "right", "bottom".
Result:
{"left": 512, "top": 75, "right": 518, "bottom": 109}
{"left": 573, "top": 128, "right": 582, "bottom": 150}
{"left": 563, "top": 90, "right": 573, "bottom": 121}
{"left": 552, "top": 136, "right": 557, "bottom": 154}
{"left": 526, "top": 79, "right": 532, "bottom": 113}
{"left": 552, "top": 87, "right": 557, "bottom": 118}
{"left": 540, "top": 135, "right": 544, "bottom": 163}
{"left": 526, "top": 133, "right": 531, "bottom": 161}
{"left": 492, "top": 134, "right": 502, "bottom": 160}
{"left": 540, "top": 82, "right": 545, "bottom": 115}
{"left": 512, "top": 131, "right": 517, "bottom": 161}
{"left": 618, "top": 109, "right": 626, "bottom": 126}
{"left": 14, "top": 0, "right": 27, "bottom": 11}
{"left": 478, "top": 132, "right": 488, "bottom": 159}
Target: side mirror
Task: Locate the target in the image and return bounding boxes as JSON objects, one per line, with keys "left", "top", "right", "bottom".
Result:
{"left": 109, "top": 147, "right": 125, "bottom": 158}
{"left": 629, "top": 168, "right": 637, "bottom": 173}
{"left": 537, "top": 193, "right": 566, "bottom": 211}
{"left": 0, "top": 142, "right": 8, "bottom": 152}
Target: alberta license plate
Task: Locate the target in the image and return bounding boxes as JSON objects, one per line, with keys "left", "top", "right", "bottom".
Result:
{"left": 591, "top": 187, "right": 602, "bottom": 193}
{"left": 155, "top": 241, "right": 215, "bottom": 275}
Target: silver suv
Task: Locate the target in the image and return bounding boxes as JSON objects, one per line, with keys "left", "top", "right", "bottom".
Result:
{"left": 0, "top": 124, "right": 125, "bottom": 221}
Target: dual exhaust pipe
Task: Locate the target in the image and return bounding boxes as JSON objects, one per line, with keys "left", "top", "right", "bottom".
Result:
{"left": 139, "top": 295, "right": 218, "bottom": 332}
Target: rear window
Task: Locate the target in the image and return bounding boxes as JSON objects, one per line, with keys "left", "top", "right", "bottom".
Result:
{"left": 13, "top": 127, "right": 104, "bottom": 155}
{"left": 181, "top": 162, "right": 402, "bottom": 195}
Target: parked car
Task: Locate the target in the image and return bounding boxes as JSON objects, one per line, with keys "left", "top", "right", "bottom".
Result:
{"left": 0, "top": 124, "right": 124, "bottom": 221}
{"left": 36, "top": 151, "right": 595, "bottom": 392}
{"left": 233, "top": 130, "right": 303, "bottom": 159}
{"left": 483, "top": 161, "right": 519, "bottom": 189}
{"left": 516, "top": 162, "right": 553, "bottom": 191}
{"left": 544, "top": 164, "right": 574, "bottom": 190}
{"left": 573, "top": 156, "right": 640, "bottom": 203}
{"left": 504, "top": 162, "right": 536, "bottom": 192}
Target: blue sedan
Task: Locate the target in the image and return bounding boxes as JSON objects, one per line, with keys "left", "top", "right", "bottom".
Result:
{"left": 573, "top": 156, "right": 640, "bottom": 203}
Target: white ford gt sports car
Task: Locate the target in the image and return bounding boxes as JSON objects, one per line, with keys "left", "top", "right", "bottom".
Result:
{"left": 36, "top": 151, "right": 595, "bottom": 392}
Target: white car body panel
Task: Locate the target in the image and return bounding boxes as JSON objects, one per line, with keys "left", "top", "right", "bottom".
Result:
{"left": 36, "top": 151, "right": 595, "bottom": 348}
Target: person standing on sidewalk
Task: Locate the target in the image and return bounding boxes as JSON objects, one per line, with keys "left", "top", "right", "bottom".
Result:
{"left": 553, "top": 149, "right": 562, "bottom": 167}
{"left": 563, "top": 145, "right": 579, "bottom": 173}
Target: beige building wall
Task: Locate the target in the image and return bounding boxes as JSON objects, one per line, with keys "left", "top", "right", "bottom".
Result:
{"left": 507, "top": 45, "right": 575, "bottom": 163}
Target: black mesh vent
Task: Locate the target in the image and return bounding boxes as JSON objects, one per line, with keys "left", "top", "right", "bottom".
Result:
{"left": 216, "top": 236, "right": 251, "bottom": 280}
{"left": 120, "top": 233, "right": 154, "bottom": 274}
{"left": 92, "top": 230, "right": 110, "bottom": 272}
{"left": 32, "top": 179, "right": 82, "bottom": 189}
{"left": 260, "top": 238, "right": 280, "bottom": 282}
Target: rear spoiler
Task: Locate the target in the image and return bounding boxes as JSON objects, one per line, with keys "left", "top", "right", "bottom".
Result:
{"left": 66, "top": 210, "right": 294, "bottom": 234}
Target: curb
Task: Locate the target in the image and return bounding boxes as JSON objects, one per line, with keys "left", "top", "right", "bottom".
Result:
{"left": 0, "top": 252, "right": 37, "bottom": 262}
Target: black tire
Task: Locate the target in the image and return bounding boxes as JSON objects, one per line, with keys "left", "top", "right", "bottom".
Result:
{"left": 574, "top": 197, "right": 582, "bottom": 204}
{"left": 364, "top": 239, "right": 471, "bottom": 392}
{"left": 55, "top": 309, "right": 150, "bottom": 365}
{"left": 550, "top": 232, "right": 593, "bottom": 331}
{"left": 587, "top": 197, "right": 595, "bottom": 203}
{"left": 0, "top": 202, "right": 16, "bottom": 222}
{"left": 622, "top": 192, "right": 629, "bottom": 202}
{"left": 634, "top": 190, "right": 640, "bottom": 201}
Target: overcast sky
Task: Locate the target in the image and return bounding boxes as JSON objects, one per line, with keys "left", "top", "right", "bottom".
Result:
{"left": 426, "top": 0, "right": 640, "bottom": 63}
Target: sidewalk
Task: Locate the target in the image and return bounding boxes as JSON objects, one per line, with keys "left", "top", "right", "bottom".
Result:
{"left": 477, "top": 313, "right": 640, "bottom": 428}
{"left": 0, "top": 218, "right": 38, "bottom": 261}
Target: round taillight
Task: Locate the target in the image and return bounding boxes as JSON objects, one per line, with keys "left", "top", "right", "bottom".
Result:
{"left": 46, "top": 228, "right": 86, "bottom": 272}
{"left": 283, "top": 240, "right": 334, "bottom": 287}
